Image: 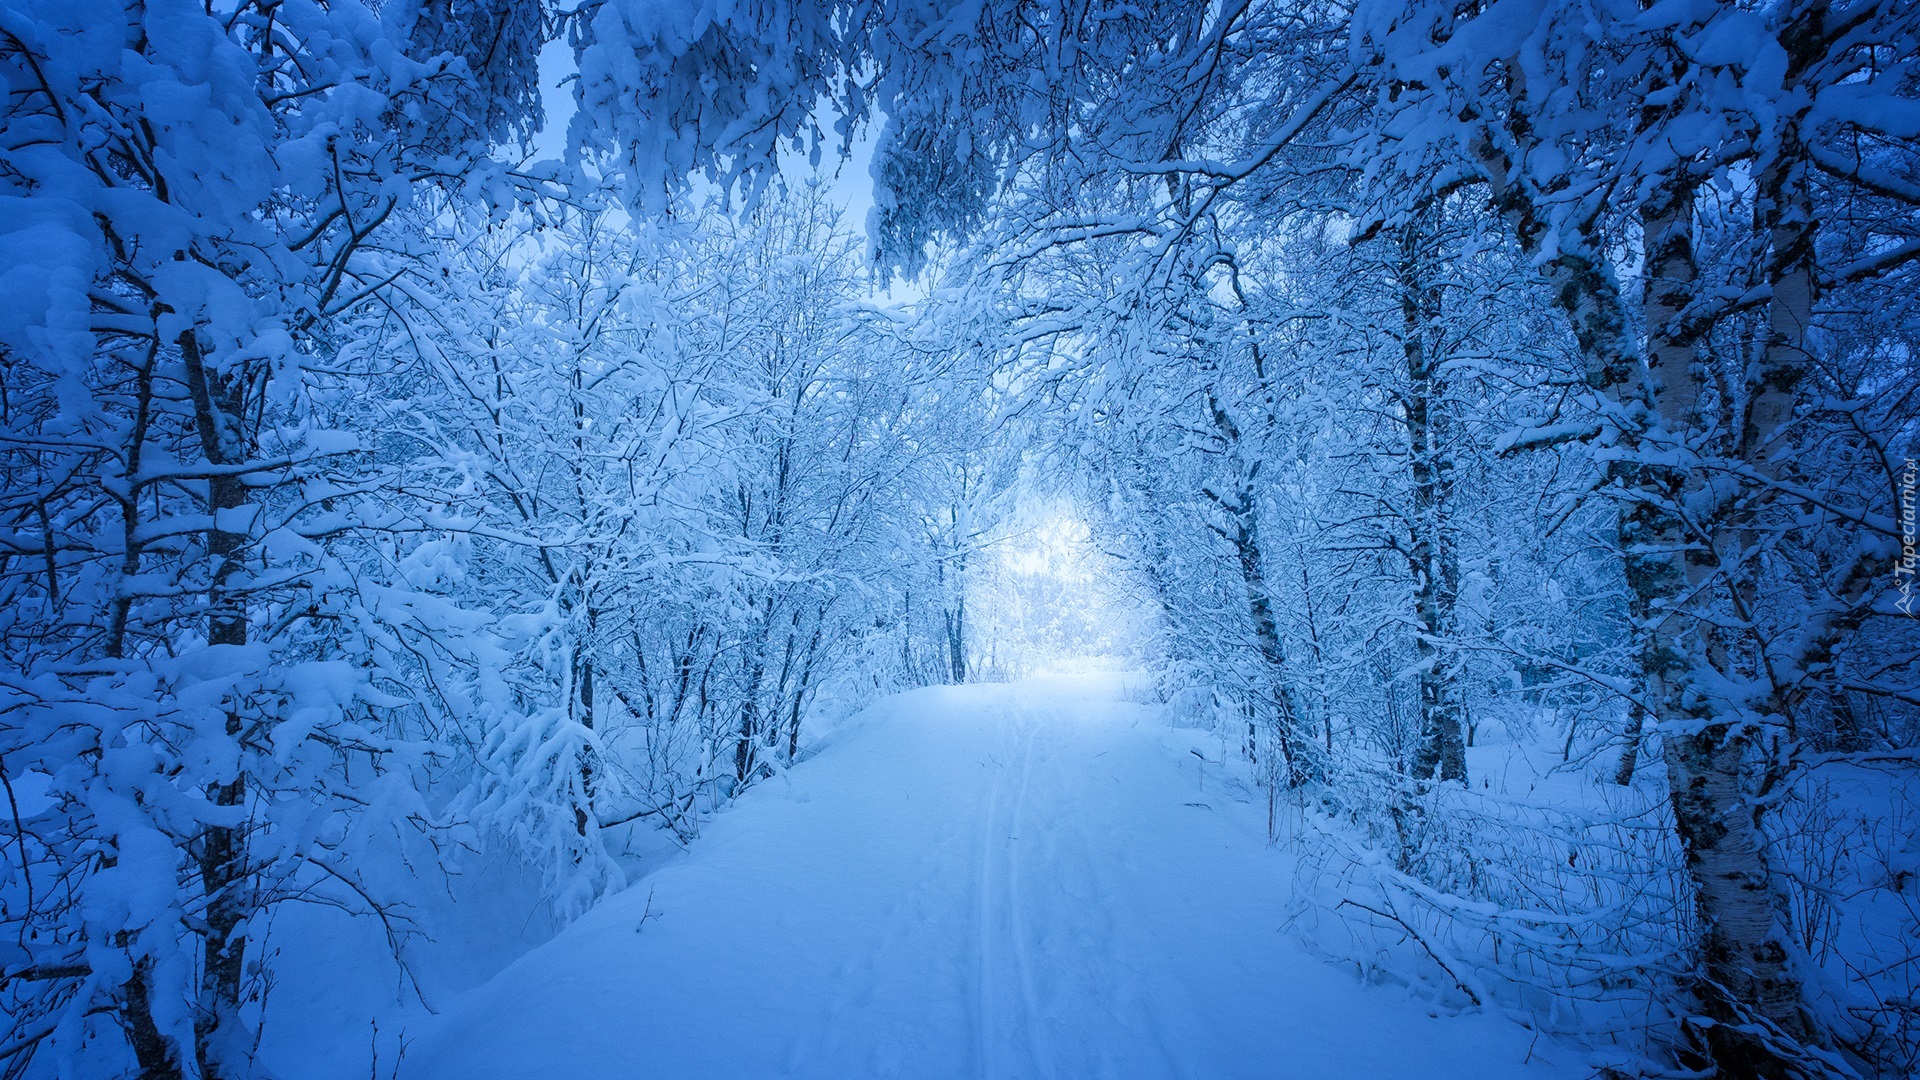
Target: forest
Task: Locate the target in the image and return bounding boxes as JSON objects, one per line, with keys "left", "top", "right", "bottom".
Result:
{"left": 0, "top": 1, "right": 1916, "bottom": 1078}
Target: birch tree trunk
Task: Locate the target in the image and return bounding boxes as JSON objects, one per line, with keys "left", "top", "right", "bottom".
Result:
{"left": 1469, "top": 36, "right": 1826, "bottom": 1069}
{"left": 1397, "top": 214, "right": 1467, "bottom": 785}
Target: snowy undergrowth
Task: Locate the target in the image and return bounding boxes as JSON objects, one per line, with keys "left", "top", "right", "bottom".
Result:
{"left": 1286, "top": 752, "right": 1692, "bottom": 1075}
{"left": 246, "top": 678, "right": 890, "bottom": 1080}
{"left": 1770, "top": 769, "right": 1920, "bottom": 1076}
{"left": 1162, "top": 692, "right": 1920, "bottom": 1078}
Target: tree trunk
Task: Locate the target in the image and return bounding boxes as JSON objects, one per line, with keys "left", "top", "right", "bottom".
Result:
{"left": 1613, "top": 704, "right": 1645, "bottom": 786}
{"left": 785, "top": 618, "right": 824, "bottom": 760}
{"left": 1472, "top": 39, "right": 1829, "bottom": 1066}
{"left": 180, "top": 331, "right": 249, "bottom": 1080}
{"left": 945, "top": 594, "right": 967, "bottom": 684}
{"left": 122, "top": 953, "right": 182, "bottom": 1080}
{"left": 1638, "top": 153, "right": 1816, "bottom": 1078}
{"left": 574, "top": 645, "right": 596, "bottom": 836}
{"left": 1662, "top": 729, "right": 1812, "bottom": 1072}
{"left": 1205, "top": 390, "right": 1314, "bottom": 787}
{"left": 1298, "top": 565, "right": 1335, "bottom": 753}
{"left": 735, "top": 598, "right": 775, "bottom": 782}
{"left": 1397, "top": 212, "right": 1467, "bottom": 786}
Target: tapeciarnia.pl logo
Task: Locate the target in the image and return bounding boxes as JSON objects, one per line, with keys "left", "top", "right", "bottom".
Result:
{"left": 1900, "top": 457, "right": 1917, "bottom": 617}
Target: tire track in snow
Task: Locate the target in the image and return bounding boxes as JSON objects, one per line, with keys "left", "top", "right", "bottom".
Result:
{"left": 1004, "top": 713, "right": 1055, "bottom": 1080}
{"left": 971, "top": 730, "right": 1005, "bottom": 1080}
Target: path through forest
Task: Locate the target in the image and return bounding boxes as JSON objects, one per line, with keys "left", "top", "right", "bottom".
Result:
{"left": 410, "top": 676, "right": 1577, "bottom": 1079}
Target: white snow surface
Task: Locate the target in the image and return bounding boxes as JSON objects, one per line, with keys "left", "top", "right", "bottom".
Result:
{"left": 408, "top": 675, "right": 1578, "bottom": 1079}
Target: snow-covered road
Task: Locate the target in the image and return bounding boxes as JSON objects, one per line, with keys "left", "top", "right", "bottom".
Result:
{"left": 410, "top": 676, "right": 1577, "bottom": 1080}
